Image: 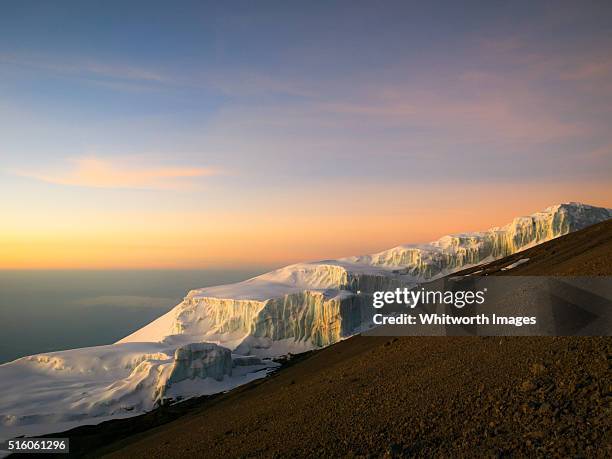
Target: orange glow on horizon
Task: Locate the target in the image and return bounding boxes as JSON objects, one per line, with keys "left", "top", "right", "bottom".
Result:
{"left": 2, "top": 181, "right": 611, "bottom": 270}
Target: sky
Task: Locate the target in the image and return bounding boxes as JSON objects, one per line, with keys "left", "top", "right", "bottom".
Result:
{"left": 1, "top": 0, "right": 611, "bottom": 269}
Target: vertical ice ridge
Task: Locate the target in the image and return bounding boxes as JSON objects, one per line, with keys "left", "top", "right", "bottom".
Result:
{"left": 349, "top": 202, "right": 612, "bottom": 279}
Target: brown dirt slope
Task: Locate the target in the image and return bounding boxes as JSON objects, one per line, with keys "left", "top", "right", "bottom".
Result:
{"left": 39, "top": 220, "right": 612, "bottom": 458}
{"left": 103, "top": 335, "right": 610, "bottom": 458}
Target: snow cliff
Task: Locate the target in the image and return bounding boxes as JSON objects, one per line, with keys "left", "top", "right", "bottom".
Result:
{"left": 121, "top": 202, "right": 612, "bottom": 352}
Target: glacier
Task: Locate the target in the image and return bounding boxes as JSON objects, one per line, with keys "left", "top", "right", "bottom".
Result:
{"left": 1, "top": 202, "right": 610, "bottom": 440}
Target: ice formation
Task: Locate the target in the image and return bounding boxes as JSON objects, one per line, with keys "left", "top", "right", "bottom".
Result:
{"left": 1, "top": 202, "right": 610, "bottom": 440}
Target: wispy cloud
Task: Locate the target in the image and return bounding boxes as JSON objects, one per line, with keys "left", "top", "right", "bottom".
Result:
{"left": 205, "top": 72, "right": 319, "bottom": 98}
{"left": 586, "top": 143, "right": 612, "bottom": 162}
{"left": 0, "top": 53, "right": 170, "bottom": 84}
{"left": 478, "top": 35, "right": 612, "bottom": 86}
{"left": 357, "top": 93, "right": 581, "bottom": 143}
{"left": 0, "top": 53, "right": 320, "bottom": 97}
{"left": 561, "top": 57, "right": 612, "bottom": 81}
{"left": 11, "top": 156, "right": 220, "bottom": 190}
{"left": 259, "top": 84, "right": 586, "bottom": 147}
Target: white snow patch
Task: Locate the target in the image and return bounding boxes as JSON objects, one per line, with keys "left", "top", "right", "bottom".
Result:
{"left": 501, "top": 258, "right": 530, "bottom": 271}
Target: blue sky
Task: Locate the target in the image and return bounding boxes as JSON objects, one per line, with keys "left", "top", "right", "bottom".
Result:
{"left": 1, "top": 1, "right": 611, "bottom": 268}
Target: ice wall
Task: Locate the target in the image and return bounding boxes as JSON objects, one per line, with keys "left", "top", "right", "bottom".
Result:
{"left": 166, "top": 343, "right": 233, "bottom": 385}
{"left": 349, "top": 203, "right": 612, "bottom": 279}
{"left": 119, "top": 265, "right": 411, "bottom": 353}
{"left": 121, "top": 203, "right": 612, "bottom": 355}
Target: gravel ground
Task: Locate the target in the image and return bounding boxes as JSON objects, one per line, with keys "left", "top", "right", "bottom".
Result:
{"left": 103, "top": 336, "right": 610, "bottom": 458}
